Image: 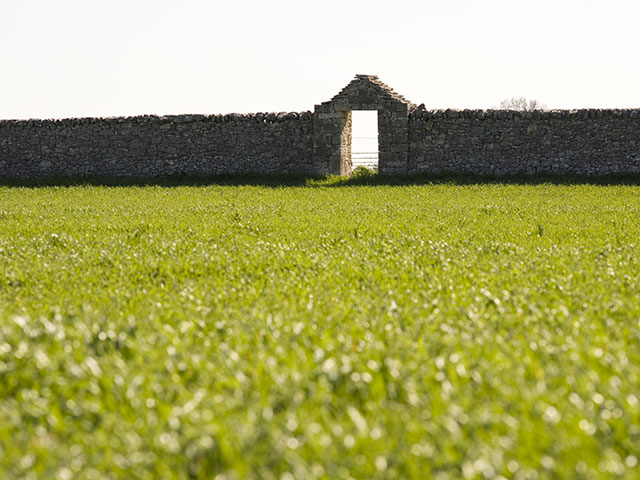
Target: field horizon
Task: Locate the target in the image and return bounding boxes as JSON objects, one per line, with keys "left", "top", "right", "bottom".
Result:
{"left": 2, "top": 171, "right": 640, "bottom": 189}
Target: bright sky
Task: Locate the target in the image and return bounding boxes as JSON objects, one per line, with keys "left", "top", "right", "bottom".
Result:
{"left": 2, "top": 0, "right": 640, "bottom": 120}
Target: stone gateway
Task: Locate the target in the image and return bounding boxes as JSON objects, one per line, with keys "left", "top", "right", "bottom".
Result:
{"left": 1, "top": 74, "right": 639, "bottom": 179}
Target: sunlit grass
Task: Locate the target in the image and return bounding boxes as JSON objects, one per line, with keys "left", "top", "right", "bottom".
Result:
{"left": 1, "top": 182, "right": 639, "bottom": 479}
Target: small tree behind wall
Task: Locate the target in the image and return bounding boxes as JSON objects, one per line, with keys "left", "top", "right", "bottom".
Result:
{"left": 499, "top": 97, "right": 547, "bottom": 111}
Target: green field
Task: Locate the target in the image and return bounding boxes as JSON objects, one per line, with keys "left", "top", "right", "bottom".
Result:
{"left": 1, "top": 179, "right": 639, "bottom": 479}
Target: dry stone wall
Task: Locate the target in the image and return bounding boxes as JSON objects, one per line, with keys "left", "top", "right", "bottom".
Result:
{"left": 0, "top": 112, "right": 313, "bottom": 179}
{"left": 1, "top": 74, "right": 640, "bottom": 179}
{"left": 408, "top": 108, "right": 640, "bottom": 175}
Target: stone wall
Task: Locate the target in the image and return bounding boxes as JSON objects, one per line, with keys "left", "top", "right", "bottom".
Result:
{"left": 2, "top": 74, "right": 640, "bottom": 179}
{"left": 409, "top": 108, "right": 640, "bottom": 175}
{"left": 0, "top": 112, "right": 313, "bottom": 179}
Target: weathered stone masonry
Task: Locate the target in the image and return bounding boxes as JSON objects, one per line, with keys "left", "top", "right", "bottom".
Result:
{"left": 0, "top": 113, "right": 314, "bottom": 179}
{"left": 409, "top": 107, "right": 640, "bottom": 175}
{"left": 313, "top": 74, "right": 414, "bottom": 175}
{"left": 1, "top": 74, "right": 639, "bottom": 179}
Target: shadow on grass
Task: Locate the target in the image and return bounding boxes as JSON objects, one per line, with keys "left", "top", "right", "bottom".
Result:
{"left": 2, "top": 172, "right": 640, "bottom": 188}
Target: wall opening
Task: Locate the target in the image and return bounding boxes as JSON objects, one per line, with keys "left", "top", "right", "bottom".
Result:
{"left": 351, "top": 110, "right": 378, "bottom": 171}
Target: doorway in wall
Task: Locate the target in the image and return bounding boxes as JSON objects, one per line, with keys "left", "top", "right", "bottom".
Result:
{"left": 350, "top": 111, "right": 378, "bottom": 172}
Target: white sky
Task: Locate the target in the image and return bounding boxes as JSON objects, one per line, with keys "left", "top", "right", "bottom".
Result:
{"left": 352, "top": 111, "right": 378, "bottom": 158}
{"left": 2, "top": 0, "right": 640, "bottom": 120}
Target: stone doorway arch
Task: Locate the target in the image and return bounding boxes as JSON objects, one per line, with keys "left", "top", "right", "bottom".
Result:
{"left": 312, "top": 75, "right": 414, "bottom": 176}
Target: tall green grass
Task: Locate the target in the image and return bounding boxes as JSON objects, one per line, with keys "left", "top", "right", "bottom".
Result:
{"left": 1, "top": 183, "right": 639, "bottom": 479}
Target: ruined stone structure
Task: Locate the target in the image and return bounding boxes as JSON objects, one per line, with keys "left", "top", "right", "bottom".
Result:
{"left": 313, "top": 75, "right": 414, "bottom": 175}
{"left": 1, "top": 74, "right": 639, "bottom": 179}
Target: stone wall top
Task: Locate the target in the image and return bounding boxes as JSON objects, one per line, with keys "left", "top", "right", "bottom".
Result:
{"left": 316, "top": 74, "right": 415, "bottom": 110}
{"left": 410, "top": 104, "right": 640, "bottom": 119}
{"left": 331, "top": 74, "right": 414, "bottom": 105}
{"left": 0, "top": 111, "right": 314, "bottom": 128}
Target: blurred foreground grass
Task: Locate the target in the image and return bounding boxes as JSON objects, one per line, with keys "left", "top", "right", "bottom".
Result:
{"left": 0, "top": 181, "right": 639, "bottom": 479}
